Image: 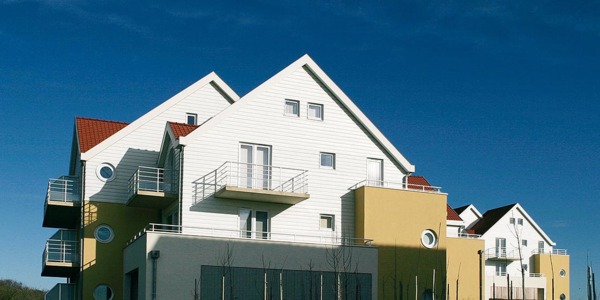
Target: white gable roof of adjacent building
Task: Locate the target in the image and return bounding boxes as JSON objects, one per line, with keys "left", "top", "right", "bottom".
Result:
{"left": 178, "top": 54, "right": 416, "bottom": 173}
{"left": 80, "top": 72, "right": 239, "bottom": 161}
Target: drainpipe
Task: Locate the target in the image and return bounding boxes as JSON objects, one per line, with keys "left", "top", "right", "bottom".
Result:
{"left": 178, "top": 146, "right": 184, "bottom": 229}
{"left": 151, "top": 250, "right": 160, "bottom": 300}
{"left": 478, "top": 249, "right": 483, "bottom": 300}
{"left": 79, "top": 160, "right": 86, "bottom": 300}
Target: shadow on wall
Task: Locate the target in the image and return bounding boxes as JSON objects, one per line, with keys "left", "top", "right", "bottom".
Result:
{"left": 89, "top": 148, "right": 160, "bottom": 203}
{"left": 340, "top": 190, "right": 355, "bottom": 240}
{"left": 377, "top": 245, "right": 449, "bottom": 300}
{"left": 189, "top": 193, "right": 291, "bottom": 221}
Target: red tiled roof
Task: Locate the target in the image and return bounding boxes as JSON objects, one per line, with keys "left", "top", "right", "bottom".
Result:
{"left": 407, "top": 175, "right": 435, "bottom": 191}
{"left": 470, "top": 203, "right": 517, "bottom": 235}
{"left": 76, "top": 117, "right": 129, "bottom": 153}
{"left": 169, "top": 122, "right": 199, "bottom": 139}
{"left": 447, "top": 205, "right": 463, "bottom": 221}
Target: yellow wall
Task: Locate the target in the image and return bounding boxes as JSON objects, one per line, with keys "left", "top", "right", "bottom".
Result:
{"left": 446, "top": 237, "right": 485, "bottom": 300}
{"left": 355, "top": 186, "right": 448, "bottom": 299}
{"left": 82, "top": 201, "right": 160, "bottom": 299}
{"left": 533, "top": 253, "right": 570, "bottom": 299}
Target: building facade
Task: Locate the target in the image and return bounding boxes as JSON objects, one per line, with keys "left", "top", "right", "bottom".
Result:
{"left": 41, "top": 55, "right": 568, "bottom": 300}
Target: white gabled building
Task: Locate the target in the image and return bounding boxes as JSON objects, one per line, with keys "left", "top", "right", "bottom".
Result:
{"left": 458, "top": 203, "right": 570, "bottom": 300}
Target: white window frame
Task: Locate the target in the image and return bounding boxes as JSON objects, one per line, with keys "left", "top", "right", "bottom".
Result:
{"left": 522, "top": 239, "right": 528, "bottom": 247}
{"left": 96, "top": 163, "right": 116, "bottom": 182}
{"left": 239, "top": 208, "right": 270, "bottom": 239}
{"left": 517, "top": 218, "right": 524, "bottom": 225}
{"left": 307, "top": 103, "right": 324, "bottom": 120}
{"left": 319, "top": 152, "right": 335, "bottom": 169}
{"left": 284, "top": 99, "right": 300, "bottom": 117}
{"left": 186, "top": 113, "right": 197, "bottom": 125}
{"left": 320, "top": 214, "right": 335, "bottom": 231}
{"left": 509, "top": 217, "right": 515, "bottom": 224}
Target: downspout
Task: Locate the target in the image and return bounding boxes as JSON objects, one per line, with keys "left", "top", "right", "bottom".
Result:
{"left": 178, "top": 145, "right": 185, "bottom": 229}
{"left": 478, "top": 249, "right": 483, "bottom": 300}
{"left": 151, "top": 250, "right": 160, "bottom": 300}
{"left": 79, "top": 160, "right": 86, "bottom": 300}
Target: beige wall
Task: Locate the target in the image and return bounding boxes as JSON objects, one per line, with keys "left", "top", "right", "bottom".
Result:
{"left": 82, "top": 201, "right": 160, "bottom": 299}
{"left": 446, "top": 237, "right": 485, "bottom": 300}
{"left": 355, "top": 186, "right": 448, "bottom": 299}
{"left": 533, "top": 253, "right": 570, "bottom": 299}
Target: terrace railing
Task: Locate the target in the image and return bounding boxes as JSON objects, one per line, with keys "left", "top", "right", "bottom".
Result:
{"left": 351, "top": 179, "right": 442, "bottom": 193}
{"left": 46, "top": 177, "right": 80, "bottom": 203}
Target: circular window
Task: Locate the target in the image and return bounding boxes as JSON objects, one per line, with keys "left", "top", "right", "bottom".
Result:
{"left": 560, "top": 293, "right": 566, "bottom": 300}
{"left": 93, "top": 284, "right": 114, "bottom": 300}
{"left": 96, "top": 163, "right": 116, "bottom": 182}
{"left": 559, "top": 269, "right": 566, "bottom": 277}
{"left": 421, "top": 229, "right": 438, "bottom": 249}
{"left": 94, "top": 225, "right": 114, "bottom": 243}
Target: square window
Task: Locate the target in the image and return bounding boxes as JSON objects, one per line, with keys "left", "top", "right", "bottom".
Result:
{"left": 186, "top": 113, "right": 197, "bottom": 125}
{"left": 320, "top": 214, "right": 334, "bottom": 230}
{"left": 509, "top": 217, "right": 515, "bottom": 224}
{"left": 308, "top": 103, "right": 323, "bottom": 120}
{"left": 320, "top": 152, "right": 335, "bottom": 169}
{"left": 522, "top": 239, "right": 528, "bottom": 246}
{"left": 523, "top": 264, "right": 528, "bottom": 272}
{"left": 285, "top": 100, "right": 299, "bottom": 117}
{"left": 518, "top": 218, "right": 524, "bottom": 225}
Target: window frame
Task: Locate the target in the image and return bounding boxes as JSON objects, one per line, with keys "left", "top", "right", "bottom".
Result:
{"left": 307, "top": 103, "right": 324, "bottom": 120}
{"left": 522, "top": 239, "right": 528, "bottom": 247}
{"left": 517, "top": 218, "right": 524, "bottom": 225}
{"left": 96, "top": 163, "right": 116, "bottom": 182}
{"left": 284, "top": 99, "right": 300, "bottom": 117}
{"left": 319, "top": 152, "right": 336, "bottom": 169}
{"left": 186, "top": 113, "right": 198, "bottom": 125}
{"left": 320, "top": 214, "right": 335, "bottom": 231}
{"left": 509, "top": 217, "right": 515, "bottom": 224}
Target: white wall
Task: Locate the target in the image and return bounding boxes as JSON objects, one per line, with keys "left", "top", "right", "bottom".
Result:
{"left": 181, "top": 66, "right": 409, "bottom": 241}
{"left": 84, "top": 83, "right": 231, "bottom": 203}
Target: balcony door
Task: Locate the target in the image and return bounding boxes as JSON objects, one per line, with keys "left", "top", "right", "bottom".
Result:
{"left": 239, "top": 143, "right": 271, "bottom": 189}
{"left": 496, "top": 238, "right": 506, "bottom": 257}
{"left": 367, "top": 158, "right": 383, "bottom": 186}
{"left": 239, "top": 208, "right": 269, "bottom": 239}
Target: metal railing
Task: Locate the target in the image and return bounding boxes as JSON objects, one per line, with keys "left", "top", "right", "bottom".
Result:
{"left": 458, "top": 232, "right": 482, "bottom": 239}
{"left": 529, "top": 272, "right": 545, "bottom": 277}
{"left": 531, "top": 248, "right": 568, "bottom": 255}
{"left": 45, "top": 283, "right": 75, "bottom": 300}
{"left": 46, "top": 177, "right": 80, "bottom": 203}
{"left": 193, "top": 162, "right": 308, "bottom": 204}
{"left": 43, "top": 239, "right": 79, "bottom": 264}
{"left": 485, "top": 247, "right": 521, "bottom": 259}
{"left": 131, "top": 223, "right": 373, "bottom": 247}
{"left": 128, "top": 166, "right": 176, "bottom": 198}
{"left": 351, "top": 179, "right": 442, "bottom": 193}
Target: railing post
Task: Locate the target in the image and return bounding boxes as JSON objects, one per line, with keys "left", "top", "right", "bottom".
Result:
{"left": 156, "top": 168, "right": 160, "bottom": 192}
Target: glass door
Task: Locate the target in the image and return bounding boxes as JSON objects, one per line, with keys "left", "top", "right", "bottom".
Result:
{"left": 239, "top": 143, "right": 271, "bottom": 189}
{"left": 367, "top": 158, "right": 383, "bottom": 187}
{"left": 496, "top": 238, "right": 506, "bottom": 257}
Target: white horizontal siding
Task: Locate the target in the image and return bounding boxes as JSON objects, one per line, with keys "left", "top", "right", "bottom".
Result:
{"left": 182, "top": 67, "right": 408, "bottom": 241}
{"left": 84, "top": 83, "right": 231, "bottom": 203}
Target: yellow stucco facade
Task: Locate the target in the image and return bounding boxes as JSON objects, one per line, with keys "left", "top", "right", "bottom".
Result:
{"left": 533, "top": 253, "right": 570, "bottom": 299}
{"left": 355, "top": 186, "right": 448, "bottom": 299}
{"left": 82, "top": 201, "right": 160, "bottom": 299}
{"left": 446, "top": 237, "right": 485, "bottom": 300}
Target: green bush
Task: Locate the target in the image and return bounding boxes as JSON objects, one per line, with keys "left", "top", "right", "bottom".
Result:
{"left": 0, "top": 279, "right": 45, "bottom": 300}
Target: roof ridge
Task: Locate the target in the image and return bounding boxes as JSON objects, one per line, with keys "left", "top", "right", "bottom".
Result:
{"left": 168, "top": 121, "right": 199, "bottom": 127}
{"left": 76, "top": 116, "right": 129, "bottom": 125}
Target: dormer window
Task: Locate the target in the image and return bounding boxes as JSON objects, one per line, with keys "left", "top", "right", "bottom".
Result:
{"left": 186, "top": 113, "right": 197, "bottom": 125}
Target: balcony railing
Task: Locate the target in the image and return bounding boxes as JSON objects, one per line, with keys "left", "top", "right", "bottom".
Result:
{"left": 193, "top": 162, "right": 308, "bottom": 204}
{"left": 531, "top": 248, "right": 568, "bottom": 255}
{"left": 529, "top": 272, "right": 544, "bottom": 278}
{"left": 490, "top": 272, "right": 545, "bottom": 278}
{"left": 45, "top": 283, "right": 75, "bottom": 300}
{"left": 129, "top": 223, "right": 373, "bottom": 248}
{"left": 46, "top": 177, "right": 80, "bottom": 203}
{"left": 43, "top": 239, "right": 79, "bottom": 264}
{"left": 128, "top": 166, "right": 177, "bottom": 198}
{"left": 458, "top": 232, "right": 482, "bottom": 239}
{"left": 485, "top": 247, "right": 521, "bottom": 260}
{"left": 351, "top": 179, "right": 442, "bottom": 194}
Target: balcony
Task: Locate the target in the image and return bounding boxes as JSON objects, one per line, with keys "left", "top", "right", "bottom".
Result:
{"left": 43, "top": 177, "right": 80, "bottom": 229}
{"left": 127, "top": 167, "right": 177, "bottom": 209}
{"left": 45, "top": 283, "right": 75, "bottom": 300}
{"left": 129, "top": 223, "right": 373, "bottom": 247}
{"left": 193, "top": 162, "right": 309, "bottom": 205}
{"left": 531, "top": 248, "right": 568, "bottom": 255}
{"left": 351, "top": 179, "right": 443, "bottom": 194}
{"left": 42, "top": 230, "right": 79, "bottom": 277}
{"left": 485, "top": 247, "right": 522, "bottom": 260}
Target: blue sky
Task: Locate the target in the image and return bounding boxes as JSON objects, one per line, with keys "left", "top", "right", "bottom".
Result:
{"left": 0, "top": 0, "right": 598, "bottom": 297}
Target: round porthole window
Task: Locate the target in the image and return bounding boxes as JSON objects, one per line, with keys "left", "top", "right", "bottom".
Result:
{"left": 94, "top": 225, "right": 114, "bottom": 243}
{"left": 560, "top": 293, "right": 566, "bottom": 300}
{"left": 559, "top": 269, "right": 566, "bottom": 277}
{"left": 421, "top": 229, "right": 438, "bottom": 249}
{"left": 93, "top": 284, "right": 114, "bottom": 300}
{"left": 96, "top": 163, "right": 116, "bottom": 182}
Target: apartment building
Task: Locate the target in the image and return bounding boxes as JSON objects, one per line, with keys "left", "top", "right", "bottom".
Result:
{"left": 41, "top": 54, "right": 566, "bottom": 300}
{"left": 456, "top": 203, "right": 570, "bottom": 300}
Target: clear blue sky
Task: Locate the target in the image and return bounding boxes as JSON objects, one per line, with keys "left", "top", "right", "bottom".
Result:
{"left": 0, "top": 0, "right": 598, "bottom": 297}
